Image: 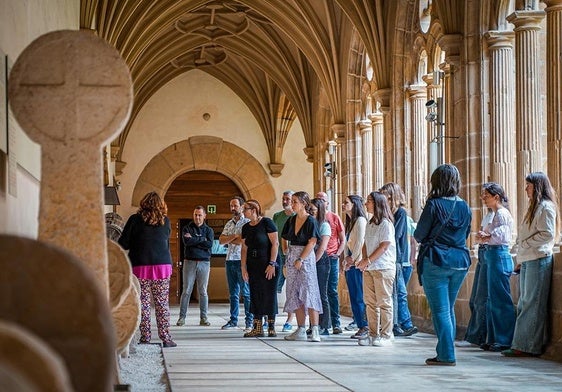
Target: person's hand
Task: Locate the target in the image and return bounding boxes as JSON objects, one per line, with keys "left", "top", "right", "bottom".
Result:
{"left": 513, "top": 264, "right": 521, "bottom": 275}
{"left": 184, "top": 232, "right": 192, "bottom": 238}
{"left": 357, "top": 258, "right": 370, "bottom": 272}
{"left": 265, "top": 265, "right": 276, "bottom": 280}
{"left": 294, "top": 258, "right": 303, "bottom": 271}
{"left": 343, "top": 256, "right": 354, "bottom": 271}
{"left": 242, "top": 269, "right": 249, "bottom": 282}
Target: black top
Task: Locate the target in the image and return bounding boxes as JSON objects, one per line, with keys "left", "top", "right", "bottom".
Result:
{"left": 118, "top": 214, "right": 172, "bottom": 267}
{"left": 182, "top": 221, "right": 214, "bottom": 261}
{"left": 394, "top": 207, "right": 408, "bottom": 264}
{"left": 242, "top": 217, "right": 277, "bottom": 259}
{"left": 281, "top": 215, "right": 320, "bottom": 246}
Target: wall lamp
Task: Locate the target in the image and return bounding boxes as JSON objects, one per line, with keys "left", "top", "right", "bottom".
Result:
{"left": 425, "top": 99, "right": 437, "bottom": 109}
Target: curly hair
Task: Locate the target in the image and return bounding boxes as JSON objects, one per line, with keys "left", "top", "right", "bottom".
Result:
{"left": 138, "top": 191, "right": 167, "bottom": 226}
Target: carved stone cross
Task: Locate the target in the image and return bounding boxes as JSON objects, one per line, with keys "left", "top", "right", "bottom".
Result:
{"left": 8, "top": 30, "right": 133, "bottom": 295}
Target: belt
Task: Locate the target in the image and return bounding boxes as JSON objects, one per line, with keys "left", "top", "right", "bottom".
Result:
{"left": 479, "top": 245, "right": 508, "bottom": 250}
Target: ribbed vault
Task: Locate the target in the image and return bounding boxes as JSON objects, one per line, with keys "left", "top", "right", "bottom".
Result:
{"left": 80, "top": 1, "right": 402, "bottom": 172}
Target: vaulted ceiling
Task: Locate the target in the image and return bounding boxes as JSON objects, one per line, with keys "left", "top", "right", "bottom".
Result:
{"left": 80, "top": 1, "right": 409, "bottom": 167}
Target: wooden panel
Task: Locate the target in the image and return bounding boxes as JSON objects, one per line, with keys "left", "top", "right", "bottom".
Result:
{"left": 165, "top": 170, "right": 243, "bottom": 303}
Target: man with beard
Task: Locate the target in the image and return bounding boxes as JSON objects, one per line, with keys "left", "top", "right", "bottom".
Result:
{"left": 219, "top": 196, "right": 253, "bottom": 331}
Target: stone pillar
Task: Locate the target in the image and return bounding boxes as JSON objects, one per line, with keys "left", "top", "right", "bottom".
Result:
{"left": 374, "top": 89, "right": 392, "bottom": 184}
{"left": 485, "top": 30, "right": 517, "bottom": 226}
{"left": 369, "top": 111, "right": 385, "bottom": 190}
{"left": 332, "top": 123, "right": 346, "bottom": 205}
{"left": 507, "top": 10, "right": 546, "bottom": 225}
{"left": 544, "top": 1, "right": 562, "bottom": 200}
{"left": 408, "top": 85, "right": 428, "bottom": 220}
{"left": 359, "top": 119, "right": 373, "bottom": 194}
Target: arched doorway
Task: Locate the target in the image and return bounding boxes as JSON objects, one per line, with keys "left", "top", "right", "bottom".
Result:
{"left": 166, "top": 170, "right": 243, "bottom": 304}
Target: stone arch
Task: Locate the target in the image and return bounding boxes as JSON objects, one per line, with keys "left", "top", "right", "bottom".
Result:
{"left": 131, "top": 136, "right": 275, "bottom": 210}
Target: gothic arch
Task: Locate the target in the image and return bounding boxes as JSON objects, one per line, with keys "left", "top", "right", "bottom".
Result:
{"left": 131, "top": 136, "right": 275, "bottom": 209}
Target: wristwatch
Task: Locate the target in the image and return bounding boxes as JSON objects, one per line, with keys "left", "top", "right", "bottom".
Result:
{"left": 296, "top": 257, "right": 303, "bottom": 262}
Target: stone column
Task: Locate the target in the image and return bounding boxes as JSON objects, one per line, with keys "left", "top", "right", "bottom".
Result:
{"left": 544, "top": 0, "right": 562, "bottom": 199}
{"left": 332, "top": 123, "right": 346, "bottom": 205}
{"left": 408, "top": 85, "right": 428, "bottom": 220}
{"left": 369, "top": 111, "right": 385, "bottom": 190}
{"left": 374, "top": 89, "right": 392, "bottom": 184}
{"left": 359, "top": 119, "right": 373, "bottom": 194}
{"left": 485, "top": 30, "right": 517, "bottom": 225}
{"left": 507, "top": 10, "right": 546, "bottom": 225}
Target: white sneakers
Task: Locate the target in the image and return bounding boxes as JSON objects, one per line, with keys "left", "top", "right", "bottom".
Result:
{"left": 284, "top": 326, "right": 321, "bottom": 342}
{"left": 284, "top": 326, "right": 307, "bottom": 341}
{"left": 358, "top": 335, "right": 393, "bottom": 347}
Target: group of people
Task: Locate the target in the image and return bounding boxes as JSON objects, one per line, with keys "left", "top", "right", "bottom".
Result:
{"left": 117, "top": 163, "right": 558, "bottom": 367}
{"left": 414, "top": 165, "right": 558, "bottom": 366}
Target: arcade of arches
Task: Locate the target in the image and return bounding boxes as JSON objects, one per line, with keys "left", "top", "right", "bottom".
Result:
{"left": 1, "top": 0, "right": 562, "bottom": 362}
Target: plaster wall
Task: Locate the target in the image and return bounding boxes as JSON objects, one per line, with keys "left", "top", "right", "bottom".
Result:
{"left": 0, "top": 0, "right": 79, "bottom": 236}
{"left": 118, "top": 69, "right": 313, "bottom": 218}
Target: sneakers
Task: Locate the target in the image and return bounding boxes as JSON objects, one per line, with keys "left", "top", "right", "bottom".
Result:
{"left": 455, "top": 340, "right": 478, "bottom": 348}
{"left": 425, "top": 357, "right": 456, "bottom": 366}
{"left": 351, "top": 327, "right": 369, "bottom": 339}
{"left": 221, "top": 321, "right": 237, "bottom": 330}
{"left": 284, "top": 327, "right": 307, "bottom": 341}
{"left": 200, "top": 318, "right": 210, "bottom": 326}
{"left": 372, "top": 337, "right": 393, "bottom": 347}
{"left": 244, "top": 326, "right": 253, "bottom": 333}
{"left": 396, "top": 326, "right": 418, "bottom": 337}
{"left": 176, "top": 317, "right": 186, "bottom": 326}
{"left": 282, "top": 323, "right": 293, "bottom": 332}
{"left": 320, "top": 328, "right": 330, "bottom": 336}
{"left": 263, "top": 320, "right": 268, "bottom": 329}
{"left": 332, "top": 326, "right": 343, "bottom": 334}
{"left": 358, "top": 336, "right": 372, "bottom": 346}
{"left": 344, "top": 321, "right": 357, "bottom": 331}
{"left": 162, "top": 340, "right": 177, "bottom": 348}
{"left": 501, "top": 349, "right": 536, "bottom": 357}
{"left": 309, "top": 326, "right": 321, "bottom": 342}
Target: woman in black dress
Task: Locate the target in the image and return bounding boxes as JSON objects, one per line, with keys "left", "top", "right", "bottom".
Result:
{"left": 241, "top": 199, "right": 279, "bottom": 337}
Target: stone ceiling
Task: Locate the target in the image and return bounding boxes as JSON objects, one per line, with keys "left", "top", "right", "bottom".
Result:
{"left": 80, "top": 1, "right": 423, "bottom": 165}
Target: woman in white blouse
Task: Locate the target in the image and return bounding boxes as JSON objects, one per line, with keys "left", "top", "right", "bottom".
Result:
{"left": 476, "top": 182, "right": 515, "bottom": 352}
{"left": 342, "top": 195, "right": 369, "bottom": 339}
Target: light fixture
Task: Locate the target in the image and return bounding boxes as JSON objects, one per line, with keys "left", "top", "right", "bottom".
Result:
{"left": 425, "top": 112, "right": 437, "bottom": 122}
{"left": 425, "top": 99, "right": 437, "bottom": 109}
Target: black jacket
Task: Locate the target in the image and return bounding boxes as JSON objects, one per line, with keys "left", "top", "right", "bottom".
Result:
{"left": 118, "top": 214, "right": 172, "bottom": 267}
{"left": 182, "top": 221, "right": 214, "bottom": 261}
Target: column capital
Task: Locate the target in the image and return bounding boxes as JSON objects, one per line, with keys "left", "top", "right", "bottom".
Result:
{"left": 543, "top": 0, "right": 562, "bottom": 10}
{"left": 485, "top": 30, "right": 515, "bottom": 50}
{"left": 422, "top": 73, "right": 434, "bottom": 87}
{"left": 507, "top": 10, "right": 546, "bottom": 30}
{"left": 367, "top": 111, "right": 384, "bottom": 125}
{"left": 407, "top": 84, "right": 427, "bottom": 100}
{"left": 438, "top": 33, "right": 462, "bottom": 66}
{"left": 268, "top": 163, "right": 284, "bottom": 178}
{"left": 358, "top": 119, "right": 372, "bottom": 134}
{"left": 331, "top": 123, "right": 346, "bottom": 139}
{"left": 373, "top": 88, "right": 391, "bottom": 108}
{"left": 302, "top": 147, "right": 314, "bottom": 163}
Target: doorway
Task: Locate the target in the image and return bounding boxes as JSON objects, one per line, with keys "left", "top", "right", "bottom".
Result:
{"left": 165, "top": 170, "right": 243, "bottom": 304}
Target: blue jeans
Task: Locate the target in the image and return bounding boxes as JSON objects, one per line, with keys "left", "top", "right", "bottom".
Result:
{"left": 179, "top": 260, "right": 210, "bottom": 319}
{"left": 484, "top": 245, "right": 515, "bottom": 347}
{"left": 327, "top": 255, "right": 341, "bottom": 328}
{"left": 464, "top": 247, "right": 488, "bottom": 345}
{"left": 345, "top": 267, "right": 367, "bottom": 329}
{"left": 393, "top": 262, "right": 414, "bottom": 330}
{"left": 226, "top": 260, "right": 253, "bottom": 327}
{"left": 402, "top": 265, "right": 413, "bottom": 286}
{"left": 316, "top": 254, "right": 331, "bottom": 330}
{"left": 421, "top": 259, "right": 468, "bottom": 362}
{"left": 511, "top": 256, "right": 553, "bottom": 354}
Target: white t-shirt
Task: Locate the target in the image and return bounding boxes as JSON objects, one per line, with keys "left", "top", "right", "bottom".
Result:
{"left": 364, "top": 218, "right": 396, "bottom": 271}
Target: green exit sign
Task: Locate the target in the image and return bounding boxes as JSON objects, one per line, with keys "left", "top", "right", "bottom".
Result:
{"left": 207, "top": 205, "right": 216, "bottom": 214}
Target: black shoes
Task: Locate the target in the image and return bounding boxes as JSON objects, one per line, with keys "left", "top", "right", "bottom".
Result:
{"left": 162, "top": 340, "right": 177, "bottom": 348}
{"left": 395, "top": 326, "right": 418, "bottom": 337}
{"left": 425, "top": 357, "right": 455, "bottom": 366}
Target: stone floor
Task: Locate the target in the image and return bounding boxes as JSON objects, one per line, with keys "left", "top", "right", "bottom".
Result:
{"left": 160, "top": 304, "right": 562, "bottom": 392}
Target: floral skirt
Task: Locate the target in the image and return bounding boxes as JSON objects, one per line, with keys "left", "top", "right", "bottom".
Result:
{"left": 283, "top": 245, "right": 323, "bottom": 313}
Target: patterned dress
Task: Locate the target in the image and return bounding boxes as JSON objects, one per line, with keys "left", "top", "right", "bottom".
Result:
{"left": 282, "top": 215, "right": 323, "bottom": 313}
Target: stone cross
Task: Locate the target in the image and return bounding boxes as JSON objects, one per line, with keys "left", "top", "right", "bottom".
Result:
{"left": 8, "top": 30, "right": 133, "bottom": 295}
